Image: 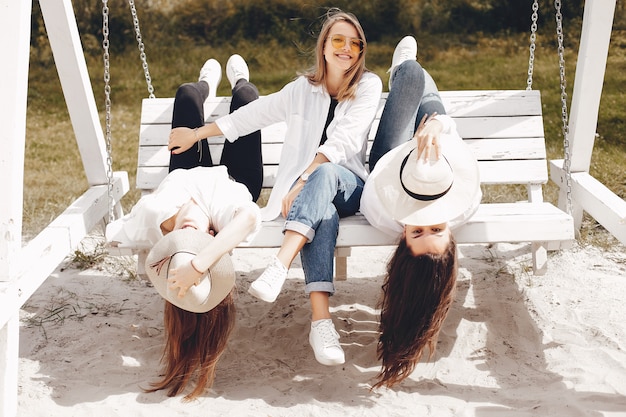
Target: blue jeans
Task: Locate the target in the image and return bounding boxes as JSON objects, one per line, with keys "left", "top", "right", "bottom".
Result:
{"left": 369, "top": 60, "right": 447, "bottom": 171}
{"left": 284, "top": 163, "right": 364, "bottom": 295}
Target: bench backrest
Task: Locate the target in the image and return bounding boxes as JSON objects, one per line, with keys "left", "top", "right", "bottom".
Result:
{"left": 137, "top": 90, "right": 546, "bottom": 200}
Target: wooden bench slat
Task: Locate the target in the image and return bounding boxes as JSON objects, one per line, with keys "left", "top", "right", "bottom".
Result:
{"left": 109, "top": 202, "right": 572, "bottom": 253}
{"left": 463, "top": 137, "right": 546, "bottom": 160}
{"left": 441, "top": 90, "right": 542, "bottom": 117}
{"left": 136, "top": 166, "right": 279, "bottom": 191}
{"left": 478, "top": 160, "right": 547, "bottom": 184}
{"left": 454, "top": 203, "right": 574, "bottom": 243}
{"left": 139, "top": 90, "right": 543, "bottom": 125}
{"left": 454, "top": 116, "right": 544, "bottom": 139}
{"left": 136, "top": 158, "right": 548, "bottom": 192}
{"left": 137, "top": 139, "right": 548, "bottom": 171}
{"left": 140, "top": 129, "right": 547, "bottom": 167}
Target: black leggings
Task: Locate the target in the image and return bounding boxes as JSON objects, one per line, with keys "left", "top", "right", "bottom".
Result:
{"left": 169, "top": 79, "right": 263, "bottom": 201}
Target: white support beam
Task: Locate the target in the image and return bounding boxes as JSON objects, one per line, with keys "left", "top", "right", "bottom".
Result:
{"left": 556, "top": 0, "right": 616, "bottom": 225}
{"left": 39, "top": 0, "right": 109, "bottom": 186}
{"left": 0, "top": 0, "right": 32, "bottom": 414}
{"left": 0, "top": 316, "right": 18, "bottom": 417}
{"left": 0, "top": 0, "right": 31, "bottom": 282}
{"left": 551, "top": 160, "right": 626, "bottom": 245}
{"left": 567, "top": 0, "right": 616, "bottom": 173}
{"left": 0, "top": 172, "right": 129, "bottom": 330}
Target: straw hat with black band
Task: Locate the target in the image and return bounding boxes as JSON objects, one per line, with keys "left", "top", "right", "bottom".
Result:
{"left": 145, "top": 228, "right": 235, "bottom": 313}
{"left": 373, "top": 133, "right": 480, "bottom": 226}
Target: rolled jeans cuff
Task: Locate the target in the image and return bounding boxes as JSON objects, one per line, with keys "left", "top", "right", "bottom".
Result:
{"left": 284, "top": 220, "right": 315, "bottom": 243}
{"left": 305, "top": 281, "right": 335, "bottom": 296}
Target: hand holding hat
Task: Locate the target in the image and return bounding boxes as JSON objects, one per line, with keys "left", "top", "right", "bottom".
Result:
{"left": 167, "top": 258, "right": 204, "bottom": 299}
{"left": 145, "top": 228, "right": 236, "bottom": 313}
{"left": 415, "top": 113, "right": 444, "bottom": 162}
{"left": 374, "top": 119, "right": 480, "bottom": 227}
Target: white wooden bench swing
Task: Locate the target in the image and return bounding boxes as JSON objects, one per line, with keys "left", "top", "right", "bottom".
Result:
{"left": 107, "top": 0, "right": 577, "bottom": 278}
{"left": 3, "top": 1, "right": 625, "bottom": 415}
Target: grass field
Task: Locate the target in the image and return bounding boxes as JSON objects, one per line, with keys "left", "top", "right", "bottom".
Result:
{"left": 23, "top": 29, "right": 626, "bottom": 247}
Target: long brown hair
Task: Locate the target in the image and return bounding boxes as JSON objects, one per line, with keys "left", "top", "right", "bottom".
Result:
{"left": 373, "top": 235, "right": 457, "bottom": 389}
{"left": 304, "top": 8, "right": 368, "bottom": 101}
{"left": 145, "top": 291, "right": 236, "bottom": 401}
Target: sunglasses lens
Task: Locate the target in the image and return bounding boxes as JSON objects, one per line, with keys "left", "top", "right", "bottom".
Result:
{"left": 330, "top": 35, "right": 363, "bottom": 53}
{"left": 331, "top": 35, "right": 345, "bottom": 49}
{"left": 350, "top": 39, "right": 362, "bottom": 52}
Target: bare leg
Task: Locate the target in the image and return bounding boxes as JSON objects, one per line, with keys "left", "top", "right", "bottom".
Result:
{"left": 310, "top": 291, "right": 331, "bottom": 321}
{"left": 275, "top": 230, "right": 307, "bottom": 268}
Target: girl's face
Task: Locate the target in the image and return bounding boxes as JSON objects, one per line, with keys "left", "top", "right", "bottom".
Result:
{"left": 161, "top": 198, "right": 211, "bottom": 235}
{"left": 323, "top": 21, "right": 362, "bottom": 73}
{"left": 403, "top": 223, "right": 451, "bottom": 256}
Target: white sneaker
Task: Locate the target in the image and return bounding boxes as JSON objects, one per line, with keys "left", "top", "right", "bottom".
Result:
{"left": 309, "top": 319, "right": 345, "bottom": 366}
{"left": 198, "top": 58, "right": 222, "bottom": 98}
{"left": 388, "top": 35, "right": 418, "bottom": 90}
{"left": 226, "top": 54, "right": 250, "bottom": 90}
{"left": 248, "top": 256, "right": 287, "bottom": 302}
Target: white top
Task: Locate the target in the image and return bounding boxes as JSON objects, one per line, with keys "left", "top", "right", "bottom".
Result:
{"left": 360, "top": 115, "right": 482, "bottom": 237}
{"left": 105, "top": 166, "right": 261, "bottom": 247}
{"left": 216, "top": 72, "right": 383, "bottom": 221}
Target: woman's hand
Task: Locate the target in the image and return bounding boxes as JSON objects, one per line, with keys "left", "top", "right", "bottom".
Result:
{"left": 414, "top": 113, "right": 444, "bottom": 161}
{"left": 281, "top": 181, "right": 304, "bottom": 218}
{"left": 169, "top": 127, "right": 197, "bottom": 154}
{"left": 167, "top": 260, "right": 203, "bottom": 298}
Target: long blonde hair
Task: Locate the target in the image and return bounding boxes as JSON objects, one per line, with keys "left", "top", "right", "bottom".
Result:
{"left": 304, "top": 8, "right": 368, "bottom": 101}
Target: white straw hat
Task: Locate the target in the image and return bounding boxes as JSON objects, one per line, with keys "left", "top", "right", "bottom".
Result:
{"left": 145, "top": 229, "right": 235, "bottom": 313}
{"left": 374, "top": 134, "right": 480, "bottom": 226}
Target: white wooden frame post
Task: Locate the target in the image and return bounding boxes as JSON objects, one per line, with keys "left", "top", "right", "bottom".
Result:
{"left": 0, "top": 1, "right": 129, "bottom": 415}
{"left": 550, "top": 0, "right": 626, "bottom": 244}
{"left": 39, "top": 0, "right": 111, "bottom": 185}
{"left": 0, "top": 0, "right": 32, "bottom": 415}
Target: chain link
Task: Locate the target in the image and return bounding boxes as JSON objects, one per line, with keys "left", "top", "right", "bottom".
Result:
{"left": 102, "top": 0, "right": 115, "bottom": 223}
{"left": 555, "top": 0, "right": 573, "bottom": 215}
{"left": 128, "top": 0, "right": 155, "bottom": 98}
{"left": 527, "top": 0, "right": 539, "bottom": 90}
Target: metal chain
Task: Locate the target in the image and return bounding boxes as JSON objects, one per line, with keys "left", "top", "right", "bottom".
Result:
{"left": 128, "top": 0, "right": 155, "bottom": 98}
{"left": 102, "top": 0, "right": 115, "bottom": 223}
{"left": 527, "top": 0, "right": 539, "bottom": 90}
{"left": 555, "top": 0, "right": 573, "bottom": 214}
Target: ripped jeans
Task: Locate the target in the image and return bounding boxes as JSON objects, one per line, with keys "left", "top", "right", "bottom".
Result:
{"left": 283, "top": 163, "right": 364, "bottom": 295}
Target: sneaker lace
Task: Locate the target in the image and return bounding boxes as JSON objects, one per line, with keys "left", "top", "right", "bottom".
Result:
{"left": 317, "top": 321, "right": 340, "bottom": 348}
{"left": 397, "top": 46, "right": 415, "bottom": 64}
{"left": 261, "top": 258, "right": 286, "bottom": 285}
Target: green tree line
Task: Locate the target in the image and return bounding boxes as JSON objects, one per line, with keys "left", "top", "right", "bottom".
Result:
{"left": 31, "top": 0, "right": 603, "bottom": 54}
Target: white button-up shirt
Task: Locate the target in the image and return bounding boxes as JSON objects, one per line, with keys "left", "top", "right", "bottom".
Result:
{"left": 216, "top": 72, "right": 383, "bottom": 221}
{"left": 106, "top": 166, "right": 261, "bottom": 247}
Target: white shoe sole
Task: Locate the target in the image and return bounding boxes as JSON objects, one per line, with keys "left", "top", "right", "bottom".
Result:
{"left": 247, "top": 284, "right": 278, "bottom": 303}
{"left": 314, "top": 354, "right": 345, "bottom": 366}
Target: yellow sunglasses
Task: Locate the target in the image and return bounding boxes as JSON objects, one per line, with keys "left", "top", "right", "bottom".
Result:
{"left": 328, "top": 34, "right": 364, "bottom": 53}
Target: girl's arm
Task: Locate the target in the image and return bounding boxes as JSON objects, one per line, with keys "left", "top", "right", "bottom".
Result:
{"left": 168, "top": 82, "right": 293, "bottom": 154}
{"left": 167, "top": 205, "right": 260, "bottom": 298}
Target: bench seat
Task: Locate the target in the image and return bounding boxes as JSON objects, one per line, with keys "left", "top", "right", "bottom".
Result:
{"left": 108, "top": 89, "right": 575, "bottom": 276}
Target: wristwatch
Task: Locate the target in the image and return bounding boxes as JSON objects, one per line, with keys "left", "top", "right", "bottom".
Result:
{"left": 300, "top": 172, "right": 310, "bottom": 182}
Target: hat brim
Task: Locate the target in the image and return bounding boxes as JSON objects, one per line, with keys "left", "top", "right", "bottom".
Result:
{"left": 145, "top": 229, "right": 235, "bottom": 313}
{"left": 374, "top": 134, "right": 480, "bottom": 226}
